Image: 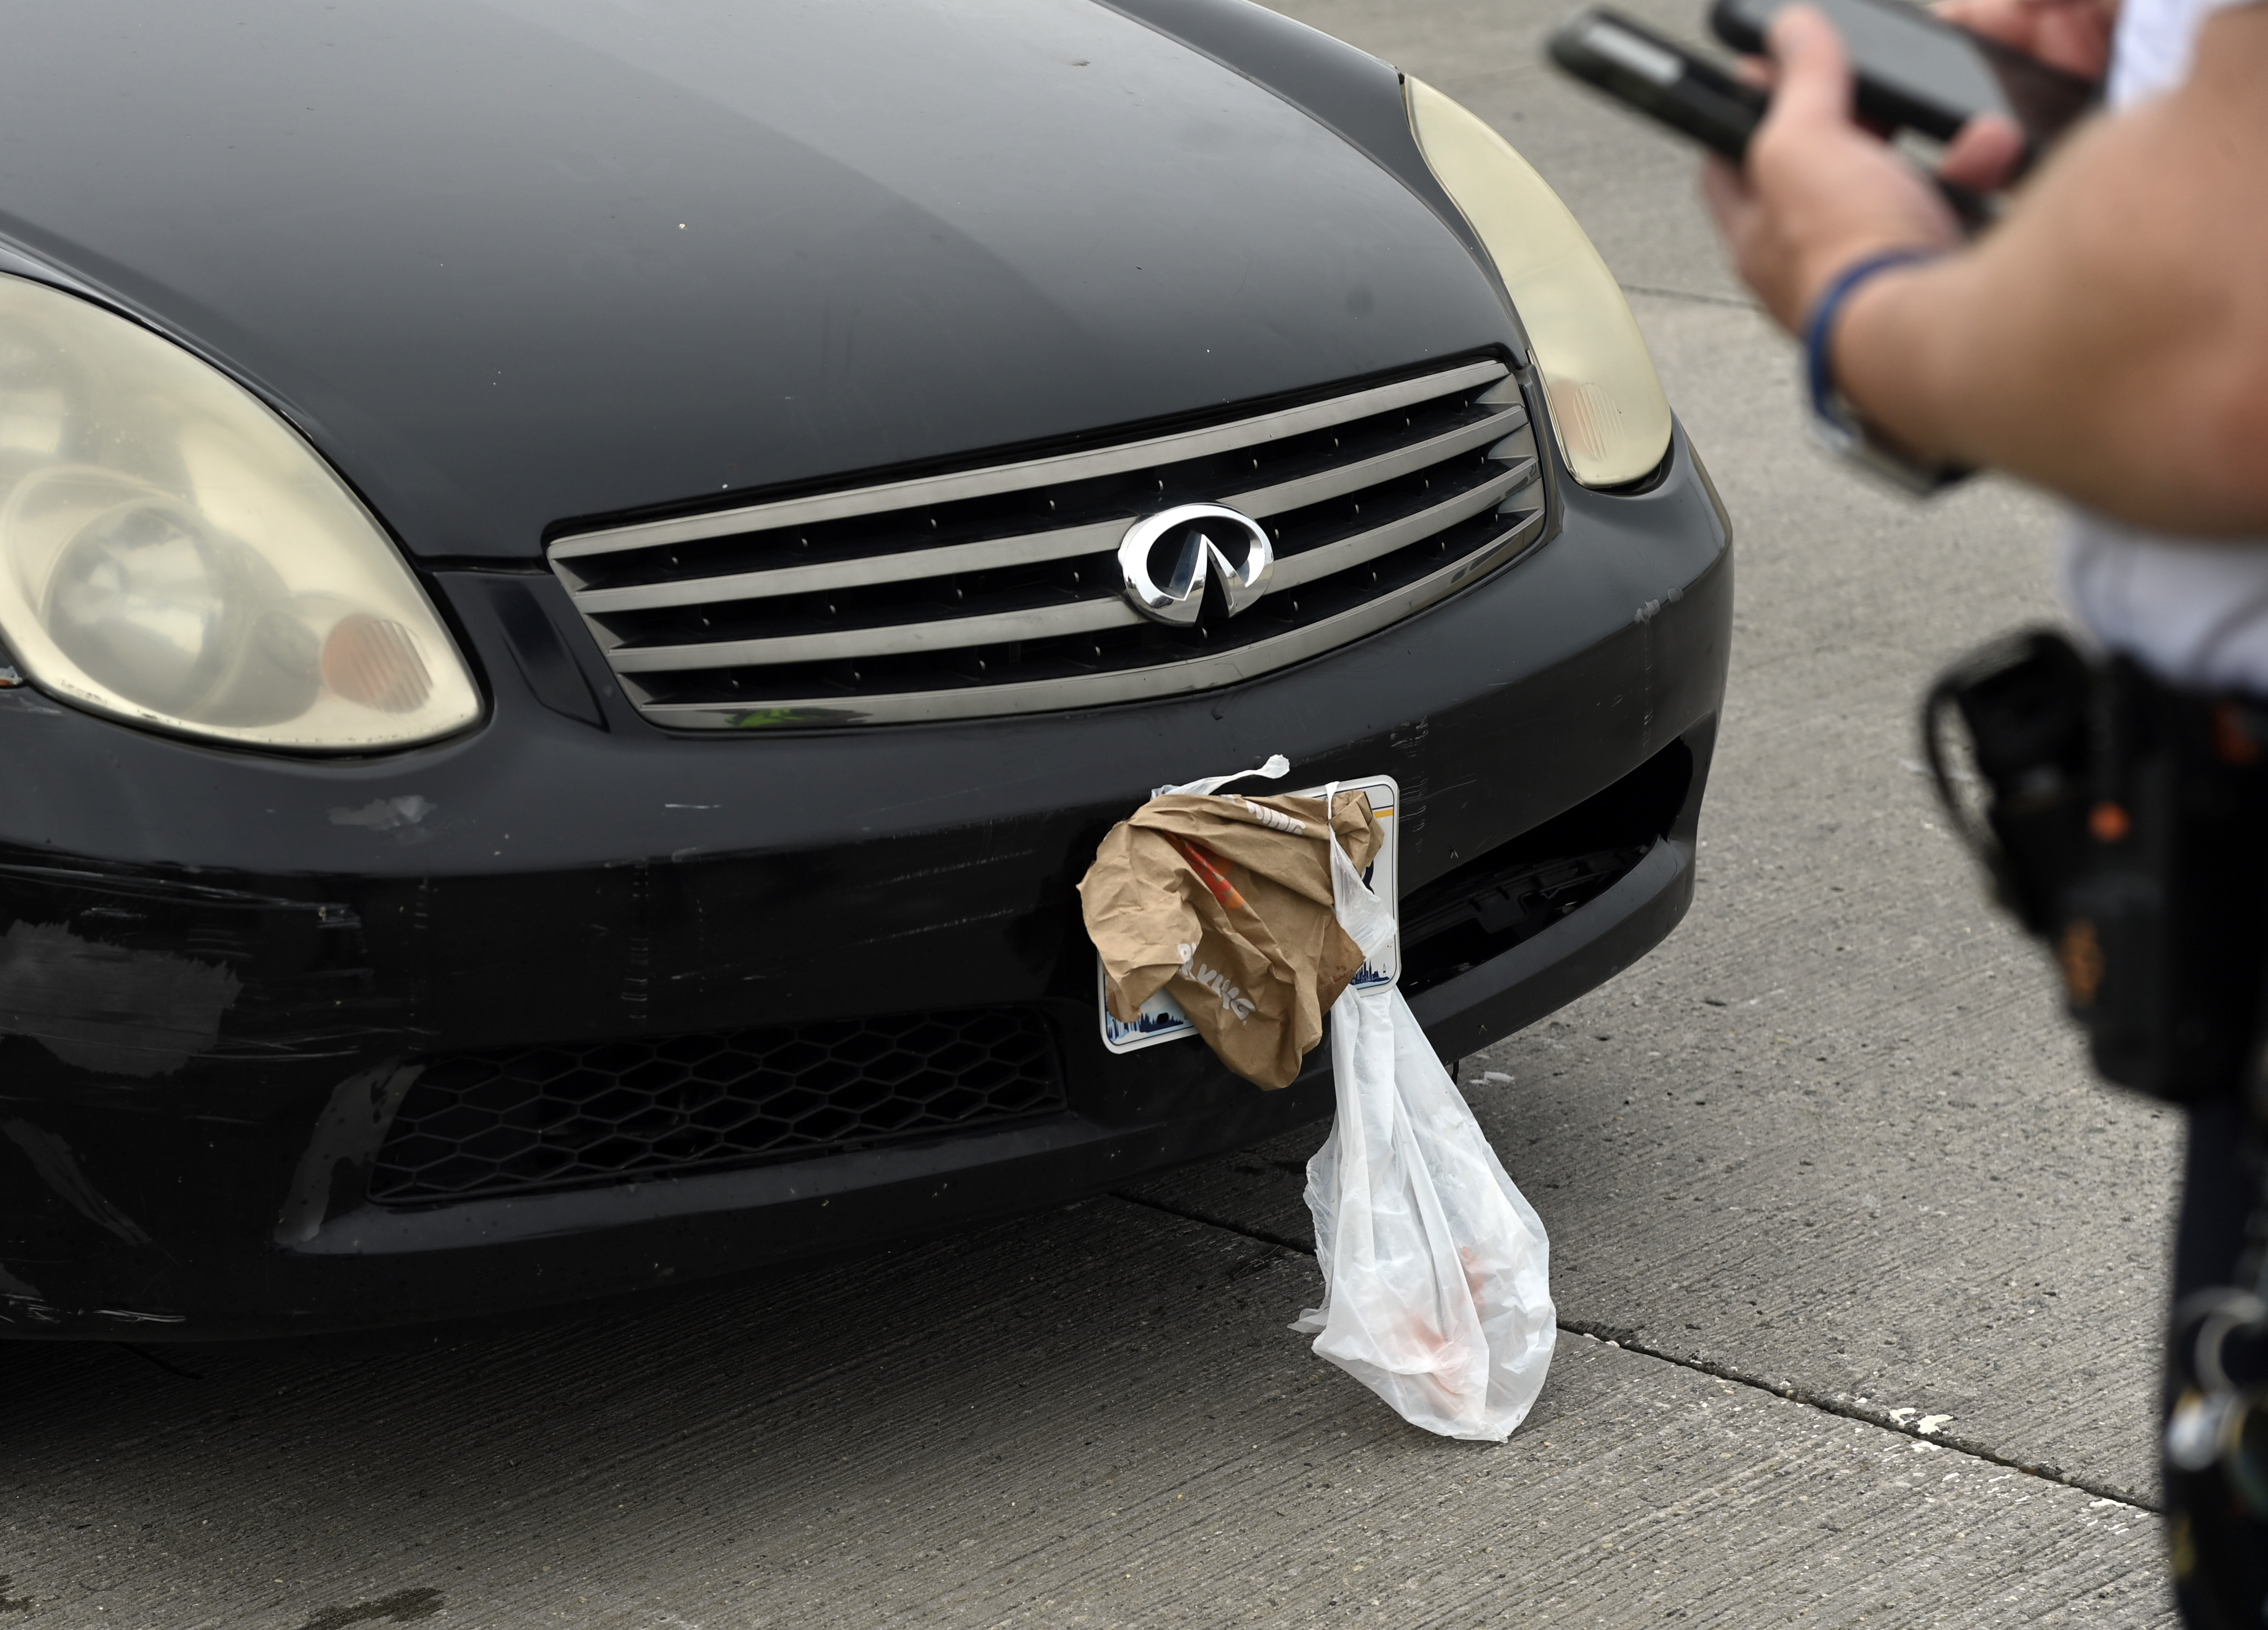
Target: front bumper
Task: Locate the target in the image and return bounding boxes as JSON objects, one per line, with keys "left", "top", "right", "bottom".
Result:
{"left": 0, "top": 424, "right": 1730, "bottom": 1339}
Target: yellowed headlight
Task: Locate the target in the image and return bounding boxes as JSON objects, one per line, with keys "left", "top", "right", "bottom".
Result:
{"left": 0, "top": 274, "right": 479, "bottom": 751}
{"left": 1406, "top": 78, "right": 1673, "bottom": 488}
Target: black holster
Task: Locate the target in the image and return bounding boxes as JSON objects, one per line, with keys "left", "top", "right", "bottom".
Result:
{"left": 1924, "top": 629, "right": 2268, "bottom": 1104}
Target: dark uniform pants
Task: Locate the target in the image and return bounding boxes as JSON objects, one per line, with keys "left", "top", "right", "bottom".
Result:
{"left": 2170, "top": 1095, "right": 2268, "bottom": 1627}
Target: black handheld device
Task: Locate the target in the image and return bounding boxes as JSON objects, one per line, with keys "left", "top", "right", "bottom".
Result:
{"left": 1710, "top": 0, "right": 2098, "bottom": 162}
{"left": 1547, "top": 8, "right": 1992, "bottom": 224}
{"left": 1547, "top": 8, "right": 1768, "bottom": 162}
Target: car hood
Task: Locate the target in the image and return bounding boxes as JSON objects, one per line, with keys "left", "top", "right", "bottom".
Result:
{"left": 0, "top": 0, "right": 1516, "bottom": 561}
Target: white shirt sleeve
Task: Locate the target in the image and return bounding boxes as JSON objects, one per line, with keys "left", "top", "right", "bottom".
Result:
{"left": 2108, "top": 0, "right": 2264, "bottom": 105}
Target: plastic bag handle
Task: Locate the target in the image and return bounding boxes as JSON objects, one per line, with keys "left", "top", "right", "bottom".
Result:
{"left": 1154, "top": 753, "right": 1291, "bottom": 800}
{"left": 1323, "top": 779, "right": 1397, "bottom": 963}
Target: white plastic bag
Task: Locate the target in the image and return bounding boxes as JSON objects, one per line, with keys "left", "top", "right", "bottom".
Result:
{"left": 1292, "top": 813, "right": 1556, "bottom": 1441}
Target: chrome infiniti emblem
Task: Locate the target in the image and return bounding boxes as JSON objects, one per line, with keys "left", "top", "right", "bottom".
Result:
{"left": 1117, "top": 504, "right": 1275, "bottom": 627}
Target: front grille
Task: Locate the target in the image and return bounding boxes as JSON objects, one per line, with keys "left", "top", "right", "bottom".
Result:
{"left": 367, "top": 1008, "right": 1065, "bottom": 1207}
{"left": 550, "top": 357, "right": 1546, "bottom": 728}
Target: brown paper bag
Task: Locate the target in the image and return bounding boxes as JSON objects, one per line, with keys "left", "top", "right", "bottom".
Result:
{"left": 1079, "top": 788, "right": 1383, "bottom": 1089}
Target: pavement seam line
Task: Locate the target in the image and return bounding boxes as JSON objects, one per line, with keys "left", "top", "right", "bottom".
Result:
{"left": 1110, "top": 1190, "right": 2163, "bottom": 1516}
{"left": 1113, "top": 1190, "right": 1314, "bottom": 1256}
{"left": 1552, "top": 1316, "right": 2162, "bottom": 1513}
{"left": 1619, "top": 282, "right": 1763, "bottom": 311}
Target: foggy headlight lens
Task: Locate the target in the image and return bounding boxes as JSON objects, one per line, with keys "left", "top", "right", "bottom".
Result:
{"left": 46, "top": 484, "right": 320, "bottom": 726}
{"left": 1406, "top": 78, "right": 1673, "bottom": 488}
{"left": 0, "top": 274, "right": 476, "bottom": 749}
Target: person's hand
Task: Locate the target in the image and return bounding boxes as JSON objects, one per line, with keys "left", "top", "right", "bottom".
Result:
{"left": 1700, "top": 5, "right": 2024, "bottom": 333}
{"left": 1933, "top": 0, "right": 2115, "bottom": 81}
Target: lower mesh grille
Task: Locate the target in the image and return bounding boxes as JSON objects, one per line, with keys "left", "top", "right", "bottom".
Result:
{"left": 368, "top": 1008, "right": 1065, "bottom": 1206}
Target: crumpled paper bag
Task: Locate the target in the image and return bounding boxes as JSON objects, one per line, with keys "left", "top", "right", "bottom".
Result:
{"left": 1079, "top": 787, "right": 1383, "bottom": 1089}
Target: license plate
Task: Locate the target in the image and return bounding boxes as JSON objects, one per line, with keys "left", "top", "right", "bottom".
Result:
{"left": 1098, "top": 773, "right": 1400, "bottom": 1054}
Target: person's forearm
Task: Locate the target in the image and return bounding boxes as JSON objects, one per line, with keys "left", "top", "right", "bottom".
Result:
{"left": 1834, "top": 8, "right": 2268, "bottom": 533}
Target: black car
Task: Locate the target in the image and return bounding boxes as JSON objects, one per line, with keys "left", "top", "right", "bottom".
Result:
{"left": 0, "top": 0, "right": 1729, "bottom": 1338}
